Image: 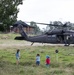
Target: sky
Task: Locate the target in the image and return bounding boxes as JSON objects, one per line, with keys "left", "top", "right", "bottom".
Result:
{"left": 17, "top": 0, "right": 74, "bottom": 29}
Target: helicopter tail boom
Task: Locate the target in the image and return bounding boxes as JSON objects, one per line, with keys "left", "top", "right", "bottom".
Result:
{"left": 14, "top": 36, "right": 26, "bottom": 40}
{"left": 15, "top": 24, "right": 28, "bottom": 40}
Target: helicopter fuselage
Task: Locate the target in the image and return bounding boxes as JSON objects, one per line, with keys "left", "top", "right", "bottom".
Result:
{"left": 27, "top": 34, "right": 74, "bottom": 44}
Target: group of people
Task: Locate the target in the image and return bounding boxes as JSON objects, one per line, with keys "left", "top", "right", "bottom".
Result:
{"left": 15, "top": 49, "right": 50, "bottom": 67}
{"left": 36, "top": 54, "right": 50, "bottom": 67}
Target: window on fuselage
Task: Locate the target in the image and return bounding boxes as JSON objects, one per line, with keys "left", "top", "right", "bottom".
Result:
{"left": 51, "top": 35, "right": 56, "bottom": 37}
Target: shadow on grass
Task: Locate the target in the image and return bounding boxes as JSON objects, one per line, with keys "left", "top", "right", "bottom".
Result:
{"left": 19, "top": 61, "right": 34, "bottom": 66}
{"left": 66, "top": 63, "right": 74, "bottom": 68}
{"left": 0, "top": 61, "right": 12, "bottom": 67}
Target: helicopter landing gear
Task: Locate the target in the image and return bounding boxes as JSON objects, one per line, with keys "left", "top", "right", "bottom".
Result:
{"left": 64, "top": 44, "right": 70, "bottom": 46}
{"left": 31, "top": 42, "right": 34, "bottom": 45}
{"left": 64, "top": 40, "right": 70, "bottom": 46}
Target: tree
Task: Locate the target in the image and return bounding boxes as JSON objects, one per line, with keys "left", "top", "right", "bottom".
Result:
{"left": 46, "top": 21, "right": 53, "bottom": 31}
{"left": 0, "top": 0, "right": 24, "bottom": 31}
{"left": 30, "top": 21, "right": 41, "bottom": 34}
{"left": 53, "top": 21, "right": 63, "bottom": 29}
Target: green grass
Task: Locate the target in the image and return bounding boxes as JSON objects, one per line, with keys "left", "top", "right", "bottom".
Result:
{"left": 0, "top": 46, "right": 74, "bottom": 75}
{"left": 0, "top": 33, "right": 74, "bottom": 75}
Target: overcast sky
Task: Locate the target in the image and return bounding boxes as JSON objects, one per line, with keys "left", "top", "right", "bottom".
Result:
{"left": 17, "top": 0, "right": 74, "bottom": 29}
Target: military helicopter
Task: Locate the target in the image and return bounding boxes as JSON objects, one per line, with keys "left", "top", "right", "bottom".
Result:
{"left": 13, "top": 20, "right": 74, "bottom": 46}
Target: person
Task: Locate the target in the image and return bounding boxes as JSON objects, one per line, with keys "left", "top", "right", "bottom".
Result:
{"left": 46, "top": 55, "right": 50, "bottom": 67}
{"left": 15, "top": 49, "right": 20, "bottom": 65}
{"left": 55, "top": 49, "right": 59, "bottom": 62}
{"left": 36, "top": 54, "right": 40, "bottom": 65}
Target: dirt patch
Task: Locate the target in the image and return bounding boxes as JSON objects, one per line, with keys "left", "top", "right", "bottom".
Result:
{"left": 0, "top": 40, "right": 74, "bottom": 49}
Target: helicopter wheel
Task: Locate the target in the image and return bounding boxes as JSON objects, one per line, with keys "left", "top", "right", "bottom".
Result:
{"left": 64, "top": 44, "right": 70, "bottom": 46}
{"left": 64, "top": 41, "right": 70, "bottom": 46}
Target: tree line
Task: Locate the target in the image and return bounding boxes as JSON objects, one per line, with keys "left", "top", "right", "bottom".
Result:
{"left": 45, "top": 21, "right": 74, "bottom": 31}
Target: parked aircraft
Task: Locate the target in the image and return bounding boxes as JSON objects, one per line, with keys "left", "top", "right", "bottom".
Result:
{"left": 13, "top": 21, "right": 74, "bottom": 46}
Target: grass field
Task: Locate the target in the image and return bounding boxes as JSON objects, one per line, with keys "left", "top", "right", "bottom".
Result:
{"left": 0, "top": 33, "right": 74, "bottom": 75}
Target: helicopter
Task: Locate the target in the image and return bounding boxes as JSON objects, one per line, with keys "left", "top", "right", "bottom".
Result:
{"left": 13, "top": 20, "right": 74, "bottom": 46}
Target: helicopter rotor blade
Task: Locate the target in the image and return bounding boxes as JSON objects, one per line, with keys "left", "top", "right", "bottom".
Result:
{"left": 25, "top": 21, "right": 62, "bottom": 26}
{"left": 25, "top": 21, "right": 72, "bottom": 27}
{"left": 25, "top": 21, "right": 51, "bottom": 25}
{"left": 35, "top": 22, "right": 50, "bottom": 25}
